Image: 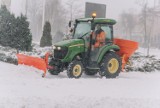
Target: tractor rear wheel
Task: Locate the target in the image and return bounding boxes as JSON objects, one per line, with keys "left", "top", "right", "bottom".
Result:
{"left": 67, "top": 60, "right": 84, "bottom": 78}
{"left": 100, "top": 52, "right": 121, "bottom": 78}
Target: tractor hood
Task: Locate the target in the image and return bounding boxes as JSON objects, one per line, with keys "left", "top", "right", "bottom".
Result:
{"left": 54, "top": 39, "right": 84, "bottom": 47}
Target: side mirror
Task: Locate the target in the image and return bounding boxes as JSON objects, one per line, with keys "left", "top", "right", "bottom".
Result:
{"left": 69, "top": 21, "right": 72, "bottom": 27}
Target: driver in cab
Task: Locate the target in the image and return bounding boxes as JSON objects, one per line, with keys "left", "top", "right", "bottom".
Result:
{"left": 90, "top": 24, "right": 106, "bottom": 61}
{"left": 92, "top": 24, "right": 106, "bottom": 50}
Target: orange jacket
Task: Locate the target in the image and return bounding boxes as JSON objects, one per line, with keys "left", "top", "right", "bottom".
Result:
{"left": 94, "top": 31, "right": 106, "bottom": 48}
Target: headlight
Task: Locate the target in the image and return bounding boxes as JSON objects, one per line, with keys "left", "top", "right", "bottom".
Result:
{"left": 57, "top": 47, "right": 61, "bottom": 50}
{"left": 53, "top": 46, "right": 56, "bottom": 50}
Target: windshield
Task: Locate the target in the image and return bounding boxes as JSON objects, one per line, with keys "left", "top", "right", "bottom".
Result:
{"left": 73, "top": 22, "right": 91, "bottom": 39}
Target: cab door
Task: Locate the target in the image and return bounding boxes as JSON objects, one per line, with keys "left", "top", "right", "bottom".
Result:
{"left": 101, "top": 25, "right": 112, "bottom": 44}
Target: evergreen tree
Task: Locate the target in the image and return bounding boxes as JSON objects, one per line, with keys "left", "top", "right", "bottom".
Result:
{"left": 0, "top": 6, "right": 32, "bottom": 51}
{"left": 0, "top": 5, "right": 15, "bottom": 47}
{"left": 40, "top": 21, "right": 52, "bottom": 47}
{"left": 14, "top": 15, "right": 32, "bottom": 51}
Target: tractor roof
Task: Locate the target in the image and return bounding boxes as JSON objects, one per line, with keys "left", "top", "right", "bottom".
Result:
{"left": 76, "top": 18, "right": 117, "bottom": 25}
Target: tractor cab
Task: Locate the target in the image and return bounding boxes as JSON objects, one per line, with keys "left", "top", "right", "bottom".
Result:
{"left": 72, "top": 18, "right": 116, "bottom": 44}
{"left": 71, "top": 16, "right": 117, "bottom": 70}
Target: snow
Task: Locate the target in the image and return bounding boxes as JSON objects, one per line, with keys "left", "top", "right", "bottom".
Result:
{"left": 124, "top": 47, "right": 160, "bottom": 72}
{"left": 0, "top": 61, "right": 160, "bottom": 108}
{"left": 0, "top": 46, "right": 160, "bottom": 107}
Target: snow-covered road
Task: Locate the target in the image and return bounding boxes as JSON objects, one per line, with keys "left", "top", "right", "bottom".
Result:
{"left": 0, "top": 61, "right": 160, "bottom": 108}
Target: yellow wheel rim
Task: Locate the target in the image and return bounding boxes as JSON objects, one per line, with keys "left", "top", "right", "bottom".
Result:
{"left": 108, "top": 58, "right": 119, "bottom": 74}
{"left": 73, "top": 64, "right": 82, "bottom": 77}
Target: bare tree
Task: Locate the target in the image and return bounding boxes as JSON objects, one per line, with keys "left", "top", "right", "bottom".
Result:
{"left": 65, "top": 0, "right": 84, "bottom": 21}
{"left": 138, "top": 0, "right": 160, "bottom": 55}
{"left": 27, "top": 0, "right": 43, "bottom": 41}
{"left": 119, "top": 11, "right": 137, "bottom": 39}
{"left": 44, "top": 0, "right": 66, "bottom": 42}
{"left": 26, "top": 0, "right": 66, "bottom": 42}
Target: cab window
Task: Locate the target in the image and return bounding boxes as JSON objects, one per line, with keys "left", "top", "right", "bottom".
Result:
{"left": 73, "top": 22, "right": 91, "bottom": 39}
{"left": 101, "top": 25, "right": 112, "bottom": 42}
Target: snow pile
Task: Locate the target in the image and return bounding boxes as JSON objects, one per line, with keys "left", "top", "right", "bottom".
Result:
{"left": 18, "top": 43, "right": 52, "bottom": 57}
{"left": 0, "top": 45, "right": 17, "bottom": 64}
{"left": 0, "top": 43, "right": 52, "bottom": 64}
{"left": 126, "top": 52, "right": 160, "bottom": 72}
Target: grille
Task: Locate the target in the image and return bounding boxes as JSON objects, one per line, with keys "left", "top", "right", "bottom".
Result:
{"left": 54, "top": 47, "right": 68, "bottom": 59}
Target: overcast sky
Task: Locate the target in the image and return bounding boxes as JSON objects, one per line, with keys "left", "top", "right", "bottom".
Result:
{"left": 11, "top": 0, "right": 159, "bottom": 20}
{"left": 64, "top": 0, "right": 159, "bottom": 19}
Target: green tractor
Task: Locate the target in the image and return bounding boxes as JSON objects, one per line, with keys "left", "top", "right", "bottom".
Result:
{"left": 48, "top": 14, "right": 121, "bottom": 78}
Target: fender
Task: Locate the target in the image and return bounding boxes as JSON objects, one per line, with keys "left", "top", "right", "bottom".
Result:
{"left": 97, "top": 45, "right": 120, "bottom": 63}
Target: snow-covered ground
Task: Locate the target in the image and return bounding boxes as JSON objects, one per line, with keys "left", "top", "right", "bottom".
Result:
{"left": 0, "top": 48, "right": 160, "bottom": 108}
{"left": 0, "top": 62, "right": 160, "bottom": 108}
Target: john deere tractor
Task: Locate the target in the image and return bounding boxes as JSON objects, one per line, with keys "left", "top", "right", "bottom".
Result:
{"left": 48, "top": 13, "right": 121, "bottom": 78}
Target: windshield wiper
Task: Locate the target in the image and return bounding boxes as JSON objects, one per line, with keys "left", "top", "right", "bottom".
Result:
{"left": 78, "top": 31, "right": 90, "bottom": 39}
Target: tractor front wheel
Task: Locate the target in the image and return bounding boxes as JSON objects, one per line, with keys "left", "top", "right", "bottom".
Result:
{"left": 49, "top": 70, "right": 59, "bottom": 75}
{"left": 100, "top": 52, "right": 121, "bottom": 78}
{"left": 67, "top": 60, "right": 84, "bottom": 79}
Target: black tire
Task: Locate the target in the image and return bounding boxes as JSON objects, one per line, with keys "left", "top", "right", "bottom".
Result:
{"left": 48, "top": 58, "right": 60, "bottom": 75}
{"left": 67, "top": 60, "right": 84, "bottom": 78}
{"left": 48, "top": 65, "right": 60, "bottom": 75}
{"left": 100, "top": 52, "right": 122, "bottom": 78}
{"left": 85, "top": 69, "right": 97, "bottom": 75}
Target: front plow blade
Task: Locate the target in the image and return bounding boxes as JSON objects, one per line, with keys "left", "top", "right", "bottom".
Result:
{"left": 16, "top": 54, "right": 47, "bottom": 77}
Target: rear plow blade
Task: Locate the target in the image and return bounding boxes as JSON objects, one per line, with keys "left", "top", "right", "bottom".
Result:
{"left": 114, "top": 38, "right": 139, "bottom": 71}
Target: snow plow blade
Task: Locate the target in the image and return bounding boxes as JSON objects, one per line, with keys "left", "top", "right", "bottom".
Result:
{"left": 114, "top": 38, "right": 139, "bottom": 70}
{"left": 16, "top": 54, "right": 47, "bottom": 77}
